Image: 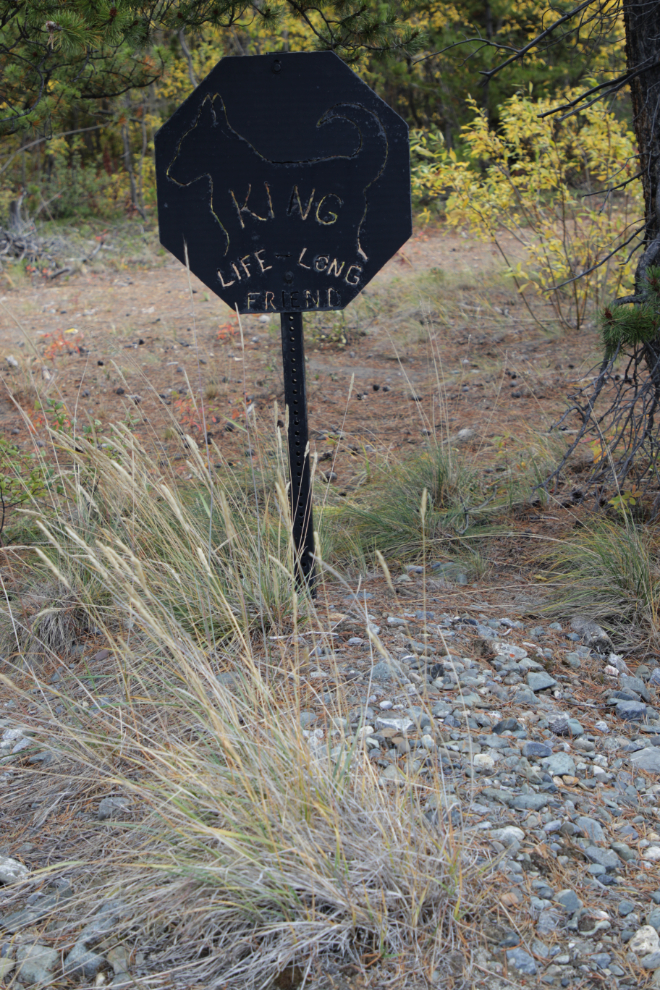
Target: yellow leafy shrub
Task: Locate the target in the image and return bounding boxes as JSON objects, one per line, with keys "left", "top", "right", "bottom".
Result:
{"left": 412, "top": 91, "right": 643, "bottom": 329}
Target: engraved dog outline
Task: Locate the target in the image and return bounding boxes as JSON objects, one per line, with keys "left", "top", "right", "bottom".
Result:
{"left": 166, "top": 93, "right": 388, "bottom": 261}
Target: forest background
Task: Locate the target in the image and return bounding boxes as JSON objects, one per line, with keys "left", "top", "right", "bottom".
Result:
{"left": 0, "top": 1, "right": 631, "bottom": 230}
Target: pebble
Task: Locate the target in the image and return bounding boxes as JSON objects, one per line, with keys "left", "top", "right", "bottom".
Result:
{"left": 0, "top": 855, "right": 28, "bottom": 884}
{"left": 15, "top": 944, "right": 59, "bottom": 984}
{"left": 370, "top": 661, "right": 403, "bottom": 683}
{"left": 506, "top": 947, "right": 537, "bottom": 975}
{"left": 64, "top": 943, "right": 107, "bottom": 979}
{"left": 617, "top": 699, "right": 648, "bottom": 721}
{"left": 629, "top": 926, "right": 660, "bottom": 955}
{"left": 576, "top": 816, "right": 605, "bottom": 843}
{"left": 489, "top": 826, "right": 524, "bottom": 846}
{"left": 375, "top": 716, "right": 413, "bottom": 733}
{"left": 521, "top": 741, "right": 552, "bottom": 758}
{"left": 554, "top": 890, "right": 582, "bottom": 913}
{"left": 97, "top": 797, "right": 131, "bottom": 821}
{"left": 527, "top": 671, "right": 557, "bottom": 692}
{"left": 541, "top": 752, "right": 575, "bottom": 776}
{"left": 632, "top": 747, "right": 660, "bottom": 772}
{"left": 585, "top": 846, "right": 620, "bottom": 871}
{"left": 0, "top": 959, "right": 15, "bottom": 979}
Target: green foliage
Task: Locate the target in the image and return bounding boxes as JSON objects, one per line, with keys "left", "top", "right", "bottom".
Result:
{"left": 368, "top": 0, "right": 624, "bottom": 142}
{"left": 543, "top": 518, "right": 660, "bottom": 642}
{"left": 410, "top": 91, "right": 642, "bottom": 330}
{"left": 600, "top": 266, "right": 660, "bottom": 357}
{"left": 0, "top": 438, "right": 53, "bottom": 544}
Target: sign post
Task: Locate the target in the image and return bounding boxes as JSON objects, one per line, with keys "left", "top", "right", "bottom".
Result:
{"left": 155, "top": 51, "right": 412, "bottom": 587}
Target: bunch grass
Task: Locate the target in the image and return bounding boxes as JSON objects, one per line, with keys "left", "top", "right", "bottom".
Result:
{"left": 0, "top": 424, "right": 483, "bottom": 988}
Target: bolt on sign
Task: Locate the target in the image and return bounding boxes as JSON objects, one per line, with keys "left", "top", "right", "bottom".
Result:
{"left": 156, "top": 51, "right": 411, "bottom": 586}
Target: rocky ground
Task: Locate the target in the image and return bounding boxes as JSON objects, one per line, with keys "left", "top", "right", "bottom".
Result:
{"left": 2, "top": 565, "right": 660, "bottom": 988}
{"left": 0, "top": 225, "right": 656, "bottom": 988}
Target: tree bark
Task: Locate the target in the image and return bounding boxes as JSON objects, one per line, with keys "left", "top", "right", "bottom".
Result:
{"left": 624, "top": 0, "right": 660, "bottom": 285}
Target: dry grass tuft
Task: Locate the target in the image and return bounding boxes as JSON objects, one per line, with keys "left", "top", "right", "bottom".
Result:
{"left": 0, "top": 579, "right": 91, "bottom": 667}
{"left": 0, "top": 424, "right": 485, "bottom": 988}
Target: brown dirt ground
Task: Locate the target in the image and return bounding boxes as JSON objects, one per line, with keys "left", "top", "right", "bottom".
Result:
{"left": 0, "top": 224, "right": 600, "bottom": 490}
{"left": 0, "top": 229, "right": 652, "bottom": 989}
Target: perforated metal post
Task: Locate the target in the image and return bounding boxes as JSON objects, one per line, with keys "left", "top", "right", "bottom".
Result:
{"left": 281, "top": 312, "right": 315, "bottom": 589}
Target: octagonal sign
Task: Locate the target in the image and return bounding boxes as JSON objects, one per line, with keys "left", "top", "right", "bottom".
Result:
{"left": 155, "top": 51, "right": 411, "bottom": 313}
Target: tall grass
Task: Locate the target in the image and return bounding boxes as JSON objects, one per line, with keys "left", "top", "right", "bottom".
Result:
{"left": 542, "top": 516, "right": 660, "bottom": 644}
{"left": 0, "top": 426, "right": 483, "bottom": 988}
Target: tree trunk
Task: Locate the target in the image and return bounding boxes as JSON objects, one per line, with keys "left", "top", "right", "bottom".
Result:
{"left": 624, "top": 0, "right": 660, "bottom": 285}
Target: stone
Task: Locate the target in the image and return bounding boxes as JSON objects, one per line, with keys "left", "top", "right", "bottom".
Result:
{"left": 64, "top": 943, "right": 106, "bottom": 980}
{"left": 621, "top": 674, "right": 651, "bottom": 700}
{"left": 299, "top": 711, "right": 316, "bottom": 727}
{"left": 618, "top": 900, "right": 637, "bottom": 917}
{"left": 567, "top": 718, "right": 584, "bottom": 737}
{"left": 106, "top": 946, "right": 130, "bottom": 976}
{"left": 537, "top": 909, "right": 560, "bottom": 935}
{"left": 0, "top": 959, "right": 16, "bottom": 980}
{"left": 576, "top": 816, "right": 605, "bottom": 843}
{"left": 378, "top": 764, "right": 407, "bottom": 785}
{"left": 589, "top": 952, "right": 611, "bottom": 969}
{"left": 473, "top": 753, "right": 495, "bottom": 770}
{"left": 643, "top": 846, "right": 660, "bottom": 862}
{"left": 479, "top": 734, "right": 509, "bottom": 750}
{"left": 541, "top": 752, "right": 576, "bottom": 777}
{"left": 514, "top": 687, "right": 538, "bottom": 705}
{"left": 609, "top": 689, "right": 640, "bottom": 703}
{"left": 370, "top": 661, "right": 404, "bottom": 683}
{"left": 375, "top": 716, "right": 413, "bottom": 733}
{"left": 431, "top": 701, "right": 452, "bottom": 717}
{"left": 585, "top": 846, "right": 620, "bottom": 871}
{"left": 642, "top": 952, "right": 660, "bottom": 969}
{"left": 489, "top": 826, "right": 525, "bottom": 846}
{"left": 510, "top": 794, "right": 549, "bottom": 811}
{"left": 527, "top": 671, "right": 557, "bottom": 692}
{"left": 570, "top": 616, "right": 612, "bottom": 652}
{"left": 632, "top": 747, "right": 660, "bottom": 773}
{"left": 522, "top": 741, "right": 552, "bottom": 758}
{"left": 630, "top": 927, "right": 660, "bottom": 956}
{"left": 16, "top": 944, "right": 59, "bottom": 985}
{"left": 493, "top": 642, "right": 528, "bottom": 661}
{"left": 611, "top": 841, "right": 637, "bottom": 862}
{"left": 493, "top": 718, "right": 522, "bottom": 734}
{"left": 98, "top": 797, "right": 131, "bottom": 821}
{"left": 77, "top": 900, "right": 124, "bottom": 945}
{"left": 555, "top": 889, "right": 582, "bottom": 913}
{"left": 506, "top": 948, "right": 537, "bottom": 976}
{"left": 0, "top": 855, "right": 28, "bottom": 884}
{"left": 617, "top": 699, "right": 648, "bottom": 721}
{"left": 565, "top": 651, "right": 582, "bottom": 670}
{"left": 649, "top": 908, "right": 660, "bottom": 932}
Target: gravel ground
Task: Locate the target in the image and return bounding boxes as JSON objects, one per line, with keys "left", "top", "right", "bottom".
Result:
{"left": 2, "top": 566, "right": 660, "bottom": 989}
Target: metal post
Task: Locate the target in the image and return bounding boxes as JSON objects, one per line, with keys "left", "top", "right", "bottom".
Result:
{"left": 280, "top": 311, "right": 315, "bottom": 589}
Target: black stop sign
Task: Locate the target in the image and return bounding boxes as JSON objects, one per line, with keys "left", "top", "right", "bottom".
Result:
{"left": 155, "top": 52, "right": 411, "bottom": 588}
{"left": 155, "top": 51, "right": 411, "bottom": 314}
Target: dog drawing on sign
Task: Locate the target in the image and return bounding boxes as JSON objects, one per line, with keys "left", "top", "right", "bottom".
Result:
{"left": 166, "top": 93, "right": 388, "bottom": 260}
